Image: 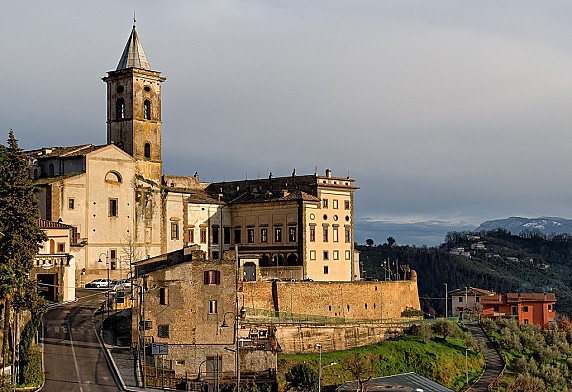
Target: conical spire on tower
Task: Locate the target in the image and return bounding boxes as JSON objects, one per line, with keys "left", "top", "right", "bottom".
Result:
{"left": 117, "top": 26, "right": 151, "bottom": 70}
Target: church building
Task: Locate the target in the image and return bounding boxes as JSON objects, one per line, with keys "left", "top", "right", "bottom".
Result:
{"left": 27, "top": 25, "right": 360, "bottom": 284}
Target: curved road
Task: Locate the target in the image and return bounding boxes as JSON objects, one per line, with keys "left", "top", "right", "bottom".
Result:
{"left": 465, "top": 321, "right": 504, "bottom": 392}
{"left": 40, "top": 289, "right": 120, "bottom": 392}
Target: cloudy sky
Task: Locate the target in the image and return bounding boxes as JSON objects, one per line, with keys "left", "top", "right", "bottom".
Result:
{"left": 2, "top": 1, "right": 572, "bottom": 245}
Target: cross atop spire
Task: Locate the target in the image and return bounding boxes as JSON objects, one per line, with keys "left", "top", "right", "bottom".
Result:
{"left": 116, "top": 25, "right": 151, "bottom": 71}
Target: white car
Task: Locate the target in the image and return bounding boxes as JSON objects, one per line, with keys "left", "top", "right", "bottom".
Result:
{"left": 85, "top": 278, "right": 112, "bottom": 288}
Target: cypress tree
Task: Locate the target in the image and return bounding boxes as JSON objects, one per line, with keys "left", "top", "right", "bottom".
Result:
{"left": 0, "top": 130, "right": 46, "bottom": 374}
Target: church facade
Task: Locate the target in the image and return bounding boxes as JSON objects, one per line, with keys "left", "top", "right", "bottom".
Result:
{"left": 28, "top": 26, "right": 360, "bottom": 283}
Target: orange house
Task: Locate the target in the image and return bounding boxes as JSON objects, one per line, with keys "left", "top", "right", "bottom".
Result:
{"left": 480, "top": 293, "right": 556, "bottom": 329}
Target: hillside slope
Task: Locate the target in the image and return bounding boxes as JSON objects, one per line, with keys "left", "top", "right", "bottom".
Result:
{"left": 359, "top": 229, "right": 572, "bottom": 317}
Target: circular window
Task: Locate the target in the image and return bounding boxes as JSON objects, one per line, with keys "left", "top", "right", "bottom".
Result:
{"left": 309, "top": 213, "right": 315, "bottom": 220}
{"left": 333, "top": 215, "right": 338, "bottom": 221}
{"left": 345, "top": 215, "right": 350, "bottom": 222}
{"left": 144, "top": 86, "right": 151, "bottom": 92}
{"left": 116, "top": 85, "right": 124, "bottom": 93}
{"left": 323, "top": 214, "right": 328, "bottom": 220}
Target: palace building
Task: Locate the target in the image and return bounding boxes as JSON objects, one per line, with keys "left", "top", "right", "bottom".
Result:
{"left": 27, "top": 25, "right": 360, "bottom": 284}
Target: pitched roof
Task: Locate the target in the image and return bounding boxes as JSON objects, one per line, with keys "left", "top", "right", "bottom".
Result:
{"left": 481, "top": 293, "right": 557, "bottom": 305}
{"left": 228, "top": 190, "right": 320, "bottom": 204}
{"left": 27, "top": 144, "right": 105, "bottom": 159}
{"left": 339, "top": 372, "right": 453, "bottom": 392}
{"left": 449, "top": 287, "right": 496, "bottom": 297}
{"left": 39, "top": 219, "right": 73, "bottom": 229}
{"left": 117, "top": 26, "right": 151, "bottom": 70}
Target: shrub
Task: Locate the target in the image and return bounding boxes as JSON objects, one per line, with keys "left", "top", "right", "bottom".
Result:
{"left": 21, "top": 344, "right": 43, "bottom": 386}
{"left": 431, "top": 320, "right": 460, "bottom": 339}
{"left": 401, "top": 307, "right": 424, "bottom": 318}
{"left": 409, "top": 324, "right": 433, "bottom": 342}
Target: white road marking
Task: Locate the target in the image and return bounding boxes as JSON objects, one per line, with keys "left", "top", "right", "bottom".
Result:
{"left": 67, "top": 321, "right": 84, "bottom": 392}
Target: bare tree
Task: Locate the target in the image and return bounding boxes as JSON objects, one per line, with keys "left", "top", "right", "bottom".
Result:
{"left": 343, "top": 353, "right": 373, "bottom": 392}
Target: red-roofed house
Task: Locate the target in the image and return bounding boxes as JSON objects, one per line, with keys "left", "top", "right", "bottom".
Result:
{"left": 480, "top": 293, "right": 556, "bottom": 329}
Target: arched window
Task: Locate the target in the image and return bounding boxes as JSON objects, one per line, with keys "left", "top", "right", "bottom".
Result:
{"left": 144, "top": 143, "right": 151, "bottom": 158}
{"left": 105, "top": 171, "right": 122, "bottom": 183}
{"left": 116, "top": 98, "right": 125, "bottom": 120}
{"left": 48, "top": 163, "right": 54, "bottom": 176}
{"left": 144, "top": 100, "right": 151, "bottom": 120}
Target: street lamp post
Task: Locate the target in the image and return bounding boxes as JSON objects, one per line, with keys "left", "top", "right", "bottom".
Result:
{"left": 316, "top": 343, "right": 322, "bottom": 392}
{"left": 98, "top": 252, "right": 110, "bottom": 318}
{"left": 465, "top": 348, "right": 470, "bottom": 385}
{"left": 220, "top": 307, "right": 246, "bottom": 392}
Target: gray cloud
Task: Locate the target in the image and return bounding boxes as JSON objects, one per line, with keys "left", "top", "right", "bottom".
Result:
{"left": 2, "top": 1, "right": 572, "bottom": 243}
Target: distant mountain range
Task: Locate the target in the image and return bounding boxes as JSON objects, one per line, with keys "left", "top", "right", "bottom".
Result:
{"left": 355, "top": 216, "right": 572, "bottom": 247}
{"left": 475, "top": 217, "right": 572, "bottom": 236}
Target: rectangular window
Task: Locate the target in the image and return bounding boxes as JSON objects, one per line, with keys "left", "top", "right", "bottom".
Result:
{"left": 68, "top": 198, "right": 75, "bottom": 210}
{"left": 309, "top": 226, "right": 316, "bottom": 242}
{"left": 288, "top": 226, "right": 296, "bottom": 242}
{"left": 204, "top": 270, "right": 221, "bottom": 285}
{"left": 522, "top": 306, "right": 528, "bottom": 312}
{"left": 212, "top": 227, "right": 219, "bottom": 244}
{"left": 323, "top": 266, "right": 329, "bottom": 274}
{"left": 494, "top": 306, "right": 499, "bottom": 312}
{"left": 345, "top": 250, "right": 351, "bottom": 260}
{"left": 109, "top": 198, "right": 118, "bottom": 217}
{"left": 223, "top": 227, "right": 231, "bottom": 244}
{"left": 57, "top": 243, "right": 65, "bottom": 253}
{"left": 333, "top": 227, "right": 339, "bottom": 242}
{"left": 158, "top": 324, "right": 169, "bottom": 338}
{"left": 159, "top": 287, "right": 168, "bottom": 305}
{"left": 323, "top": 250, "right": 329, "bottom": 260}
{"left": 476, "top": 297, "right": 480, "bottom": 302}
{"left": 310, "top": 250, "right": 316, "bottom": 260}
{"left": 333, "top": 199, "right": 338, "bottom": 209}
{"left": 247, "top": 228, "right": 255, "bottom": 243}
{"left": 200, "top": 228, "right": 207, "bottom": 244}
{"left": 344, "top": 200, "right": 350, "bottom": 210}
{"left": 511, "top": 306, "right": 518, "bottom": 315}
{"left": 323, "top": 226, "right": 328, "bottom": 242}
{"left": 261, "top": 228, "right": 268, "bottom": 243}
{"left": 188, "top": 229, "right": 195, "bottom": 243}
{"left": 212, "top": 251, "right": 219, "bottom": 260}
{"left": 345, "top": 227, "right": 351, "bottom": 243}
{"left": 459, "top": 297, "right": 463, "bottom": 303}
{"left": 524, "top": 319, "right": 529, "bottom": 324}
{"left": 234, "top": 229, "right": 241, "bottom": 244}
{"left": 110, "top": 249, "right": 117, "bottom": 270}
{"left": 322, "top": 199, "right": 328, "bottom": 208}
{"left": 171, "top": 222, "right": 179, "bottom": 240}
{"left": 209, "top": 300, "right": 218, "bottom": 314}
{"left": 274, "top": 227, "right": 282, "bottom": 243}
{"left": 333, "top": 250, "right": 339, "bottom": 260}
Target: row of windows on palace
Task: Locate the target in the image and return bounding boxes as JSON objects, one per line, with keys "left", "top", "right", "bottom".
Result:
{"left": 321, "top": 198, "right": 351, "bottom": 210}
{"left": 168, "top": 222, "right": 352, "bottom": 244}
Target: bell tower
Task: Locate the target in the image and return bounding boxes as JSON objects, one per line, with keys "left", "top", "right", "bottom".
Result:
{"left": 103, "top": 25, "right": 166, "bottom": 183}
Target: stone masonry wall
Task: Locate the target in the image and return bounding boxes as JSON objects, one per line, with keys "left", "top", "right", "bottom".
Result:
{"left": 240, "top": 279, "right": 420, "bottom": 321}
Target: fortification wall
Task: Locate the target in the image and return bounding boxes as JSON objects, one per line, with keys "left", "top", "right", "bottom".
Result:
{"left": 240, "top": 279, "right": 420, "bottom": 320}
{"left": 274, "top": 323, "right": 404, "bottom": 353}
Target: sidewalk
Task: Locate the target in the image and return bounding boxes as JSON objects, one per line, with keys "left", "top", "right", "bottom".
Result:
{"left": 464, "top": 321, "right": 505, "bottom": 391}
{"left": 99, "top": 328, "right": 165, "bottom": 392}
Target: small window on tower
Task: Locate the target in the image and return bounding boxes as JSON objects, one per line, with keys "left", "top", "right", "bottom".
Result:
{"left": 144, "top": 86, "right": 151, "bottom": 92}
{"left": 116, "top": 98, "right": 125, "bottom": 120}
{"left": 144, "top": 143, "right": 151, "bottom": 159}
{"left": 144, "top": 100, "right": 151, "bottom": 120}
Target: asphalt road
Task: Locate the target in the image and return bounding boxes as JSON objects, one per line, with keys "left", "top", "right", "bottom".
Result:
{"left": 40, "top": 288, "right": 120, "bottom": 392}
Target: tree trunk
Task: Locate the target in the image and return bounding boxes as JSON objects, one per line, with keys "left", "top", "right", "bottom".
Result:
{"left": 1, "top": 298, "right": 11, "bottom": 376}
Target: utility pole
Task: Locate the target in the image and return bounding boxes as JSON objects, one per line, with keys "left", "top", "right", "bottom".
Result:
{"left": 444, "top": 283, "right": 448, "bottom": 318}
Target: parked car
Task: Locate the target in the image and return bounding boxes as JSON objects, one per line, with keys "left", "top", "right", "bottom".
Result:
{"left": 110, "top": 279, "right": 132, "bottom": 291}
{"left": 85, "top": 278, "right": 112, "bottom": 288}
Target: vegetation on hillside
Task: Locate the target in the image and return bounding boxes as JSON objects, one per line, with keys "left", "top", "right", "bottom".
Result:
{"left": 278, "top": 320, "right": 484, "bottom": 392}
{"left": 483, "top": 317, "right": 572, "bottom": 391}
{"left": 359, "top": 229, "right": 572, "bottom": 317}
{"left": 0, "top": 131, "right": 48, "bottom": 387}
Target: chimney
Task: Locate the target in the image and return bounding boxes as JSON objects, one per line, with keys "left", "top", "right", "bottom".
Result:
{"left": 325, "top": 168, "right": 332, "bottom": 178}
